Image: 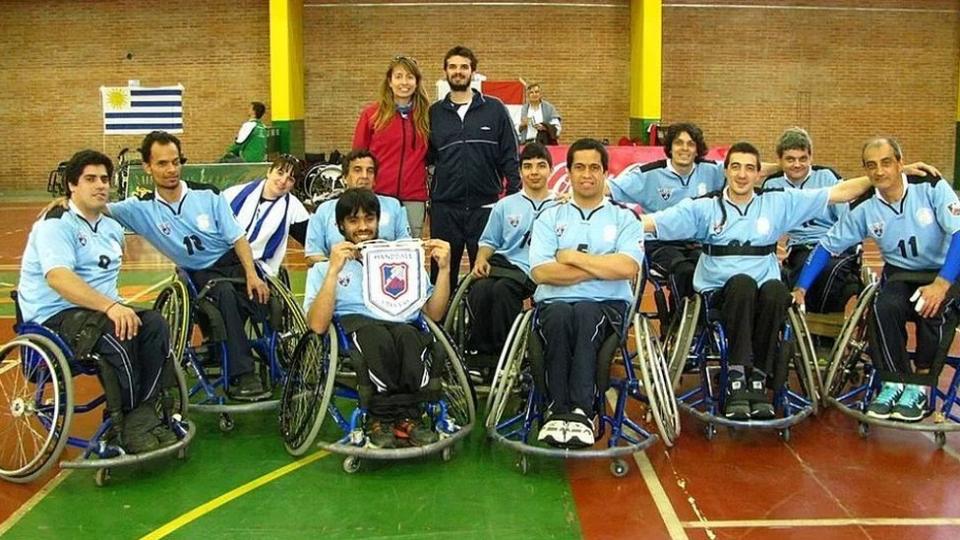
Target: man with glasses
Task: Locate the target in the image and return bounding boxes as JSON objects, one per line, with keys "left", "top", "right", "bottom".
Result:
{"left": 223, "top": 154, "right": 311, "bottom": 276}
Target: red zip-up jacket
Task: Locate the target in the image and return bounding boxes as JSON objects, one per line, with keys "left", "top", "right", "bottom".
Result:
{"left": 352, "top": 103, "right": 429, "bottom": 202}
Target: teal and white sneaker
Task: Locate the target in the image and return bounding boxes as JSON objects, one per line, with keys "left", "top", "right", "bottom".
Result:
{"left": 866, "top": 382, "right": 902, "bottom": 419}
{"left": 891, "top": 384, "right": 927, "bottom": 422}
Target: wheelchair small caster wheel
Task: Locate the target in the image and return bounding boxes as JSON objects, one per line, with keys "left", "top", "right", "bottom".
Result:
{"left": 610, "top": 459, "right": 629, "bottom": 478}
{"left": 704, "top": 423, "right": 716, "bottom": 441}
{"left": 219, "top": 414, "right": 235, "bottom": 433}
{"left": 857, "top": 422, "right": 870, "bottom": 439}
{"left": 935, "top": 431, "right": 947, "bottom": 448}
{"left": 177, "top": 446, "right": 189, "bottom": 460}
{"left": 343, "top": 456, "right": 360, "bottom": 474}
{"left": 516, "top": 455, "right": 529, "bottom": 475}
{"left": 95, "top": 468, "right": 111, "bottom": 487}
{"left": 441, "top": 446, "right": 453, "bottom": 462}
{"left": 779, "top": 428, "right": 791, "bottom": 443}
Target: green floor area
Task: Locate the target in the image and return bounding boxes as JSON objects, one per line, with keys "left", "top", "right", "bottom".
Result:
{"left": 4, "top": 410, "right": 581, "bottom": 539}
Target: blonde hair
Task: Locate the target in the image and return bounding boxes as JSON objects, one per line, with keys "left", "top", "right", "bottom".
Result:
{"left": 372, "top": 56, "right": 430, "bottom": 141}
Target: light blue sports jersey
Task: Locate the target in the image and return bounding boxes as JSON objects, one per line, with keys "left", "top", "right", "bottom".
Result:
{"left": 819, "top": 175, "right": 960, "bottom": 270}
{"left": 18, "top": 203, "right": 124, "bottom": 323}
{"left": 608, "top": 159, "right": 725, "bottom": 213}
{"left": 304, "top": 194, "right": 411, "bottom": 257}
{"left": 652, "top": 187, "right": 830, "bottom": 292}
{"left": 303, "top": 259, "right": 434, "bottom": 322}
{"left": 478, "top": 191, "right": 557, "bottom": 274}
{"left": 529, "top": 199, "right": 644, "bottom": 304}
{"left": 762, "top": 166, "right": 847, "bottom": 247}
{"left": 108, "top": 182, "right": 245, "bottom": 270}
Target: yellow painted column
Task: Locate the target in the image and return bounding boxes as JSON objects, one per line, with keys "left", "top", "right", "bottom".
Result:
{"left": 629, "top": 0, "right": 662, "bottom": 142}
{"left": 954, "top": 54, "right": 959, "bottom": 185}
{"left": 269, "top": 0, "right": 305, "bottom": 155}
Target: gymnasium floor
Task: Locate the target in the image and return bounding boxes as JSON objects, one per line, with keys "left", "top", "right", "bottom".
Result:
{"left": 2, "top": 199, "right": 960, "bottom": 540}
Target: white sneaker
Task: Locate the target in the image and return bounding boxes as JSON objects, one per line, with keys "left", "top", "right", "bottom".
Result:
{"left": 537, "top": 419, "right": 567, "bottom": 447}
{"left": 566, "top": 408, "right": 595, "bottom": 448}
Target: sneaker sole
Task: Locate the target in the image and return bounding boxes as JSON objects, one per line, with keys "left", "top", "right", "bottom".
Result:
{"left": 890, "top": 411, "right": 925, "bottom": 422}
{"left": 865, "top": 410, "right": 893, "bottom": 420}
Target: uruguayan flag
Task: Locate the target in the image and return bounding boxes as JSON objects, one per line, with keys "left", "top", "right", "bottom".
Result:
{"left": 100, "top": 84, "right": 183, "bottom": 134}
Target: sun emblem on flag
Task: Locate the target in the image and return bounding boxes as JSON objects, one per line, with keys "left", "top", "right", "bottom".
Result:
{"left": 105, "top": 88, "right": 130, "bottom": 110}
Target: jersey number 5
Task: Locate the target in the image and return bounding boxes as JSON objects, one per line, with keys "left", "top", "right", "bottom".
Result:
{"left": 183, "top": 235, "right": 206, "bottom": 256}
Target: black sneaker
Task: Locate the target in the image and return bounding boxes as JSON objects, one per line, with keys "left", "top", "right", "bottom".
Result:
{"left": 366, "top": 420, "right": 398, "bottom": 449}
{"left": 866, "top": 382, "right": 902, "bottom": 420}
{"left": 122, "top": 403, "right": 161, "bottom": 454}
{"left": 564, "top": 408, "right": 595, "bottom": 448}
{"left": 891, "top": 384, "right": 927, "bottom": 422}
{"left": 747, "top": 371, "right": 775, "bottom": 419}
{"left": 230, "top": 372, "right": 266, "bottom": 398}
{"left": 724, "top": 371, "right": 750, "bottom": 420}
{"left": 394, "top": 418, "right": 439, "bottom": 446}
{"left": 151, "top": 424, "right": 179, "bottom": 447}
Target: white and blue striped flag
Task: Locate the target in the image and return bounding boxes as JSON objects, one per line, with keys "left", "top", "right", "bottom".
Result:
{"left": 100, "top": 84, "right": 184, "bottom": 134}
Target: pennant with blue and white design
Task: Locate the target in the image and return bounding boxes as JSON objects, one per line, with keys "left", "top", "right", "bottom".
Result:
{"left": 100, "top": 84, "right": 184, "bottom": 134}
{"left": 360, "top": 240, "right": 429, "bottom": 322}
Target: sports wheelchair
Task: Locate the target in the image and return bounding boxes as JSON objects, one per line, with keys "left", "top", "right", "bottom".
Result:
{"left": 484, "top": 275, "right": 679, "bottom": 477}
{"left": 278, "top": 314, "right": 475, "bottom": 473}
{"left": 153, "top": 266, "right": 306, "bottom": 432}
{"left": 668, "top": 290, "right": 820, "bottom": 442}
{"left": 821, "top": 273, "right": 960, "bottom": 447}
{"left": 0, "top": 295, "right": 193, "bottom": 486}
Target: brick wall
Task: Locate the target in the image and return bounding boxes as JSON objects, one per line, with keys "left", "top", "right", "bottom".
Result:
{"left": 2, "top": 0, "right": 957, "bottom": 192}
{"left": 0, "top": 0, "right": 270, "bottom": 192}
{"left": 663, "top": 0, "right": 960, "bottom": 179}
{"left": 302, "top": 0, "right": 631, "bottom": 157}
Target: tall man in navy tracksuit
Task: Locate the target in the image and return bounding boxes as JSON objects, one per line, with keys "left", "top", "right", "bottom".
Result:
{"left": 428, "top": 45, "right": 521, "bottom": 289}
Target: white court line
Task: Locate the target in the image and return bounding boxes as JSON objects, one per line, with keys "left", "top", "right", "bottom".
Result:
{"left": 125, "top": 276, "right": 173, "bottom": 303}
{"left": 683, "top": 517, "right": 960, "bottom": 529}
{"left": 0, "top": 469, "right": 73, "bottom": 536}
{"left": 603, "top": 390, "right": 689, "bottom": 539}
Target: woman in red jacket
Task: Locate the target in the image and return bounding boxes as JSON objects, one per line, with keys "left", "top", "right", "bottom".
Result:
{"left": 353, "top": 55, "right": 430, "bottom": 237}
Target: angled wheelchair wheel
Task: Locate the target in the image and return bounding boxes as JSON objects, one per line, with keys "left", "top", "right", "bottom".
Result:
{"left": 442, "top": 273, "right": 475, "bottom": 358}
{"left": 634, "top": 315, "right": 680, "bottom": 446}
{"left": 822, "top": 282, "right": 878, "bottom": 405}
{"left": 666, "top": 295, "right": 701, "bottom": 390}
{"left": 424, "top": 318, "right": 476, "bottom": 430}
{"left": 153, "top": 277, "right": 191, "bottom": 366}
{"left": 786, "top": 307, "right": 821, "bottom": 416}
{"left": 264, "top": 272, "right": 308, "bottom": 370}
{"left": 280, "top": 332, "right": 338, "bottom": 457}
{"left": 485, "top": 311, "right": 532, "bottom": 430}
{"left": 0, "top": 335, "right": 74, "bottom": 483}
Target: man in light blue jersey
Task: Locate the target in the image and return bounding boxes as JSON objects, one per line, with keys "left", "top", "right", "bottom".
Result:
{"left": 529, "top": 139, "right": 644, "bottom": 448}
{"left": 305, "top": 149, "right": 411, "bottom": 263}
{"left": 223, "top": 154, "right": 311, "bottom": 277}
{"left": 466, "top": 143, "right": 557, "bottom": 362}
{"left": 108, "top": 131, "right": 271, "bottom": 399}
{"left": 794, "top": 137, "right": 960, "bottom": 422}
{"left": 18, "top": 150, "right": 178, "bottom": 453}
{"left": 607, "top": 123, "right": 724, "bottom": 304}
{"left": 641, "top": 142, "right": 871, "bottom": 420}
{"left": 763, "top": 127, "right": 861, "bottom": 313}
{"left": 304, "top": 188, "right": 451, "bottom": 448}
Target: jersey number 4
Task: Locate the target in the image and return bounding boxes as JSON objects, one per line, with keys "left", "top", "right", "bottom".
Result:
{"left": 897, "top": 236, "right": 918, "bottom": 258}
{"left": 183, "top": 235, "right": 206, "bottom": 256}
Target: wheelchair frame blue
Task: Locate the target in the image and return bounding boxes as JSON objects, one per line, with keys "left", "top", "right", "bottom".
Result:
{"left": 822, "top": 281, "right": 960, "bottom": 447}
{"left": 2, "top": 322, "right": 193, "bottom": 484}
{"left": 673, "top": 294, "right": 817, "bottom": 439}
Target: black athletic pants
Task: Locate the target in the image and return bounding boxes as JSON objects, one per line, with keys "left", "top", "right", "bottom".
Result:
{"left": 537, "top": 300, "right": 623, "bottom": 414}
{"left": 782, "top": 244, "right": 861, "bottom": 313}
{"left": 186, "top": 250, "right": 259, "bottom": 379}
{"left": 870, "top": 268, "right": 959, "bottom": 385}
{"left": 466, "top": 263, "right": 535, "bottom": 355}
{"left": 647, "top": 241, "right": 700, "bottom": 304}
{"left": 428, "top": 203, "right": 491, "bottom": 288}
{"left": 715, "top": 275, "right": 790, "bottom": 377}
{"left": 44, "top": 308, "right": 170, "bottom": 412}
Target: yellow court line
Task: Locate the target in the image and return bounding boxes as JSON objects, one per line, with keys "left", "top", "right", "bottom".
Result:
{"left": 682, "top": 517, "right": 960, "bottom": 529}
{"left": 0, "top": 469, "right": 74, "bottom": 536}
{"left": 140, "top": 450, "right": 330, "bottom": 540}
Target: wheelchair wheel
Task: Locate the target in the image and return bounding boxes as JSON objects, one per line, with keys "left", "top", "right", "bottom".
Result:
{"left": 0, "top": 335, "right": 74, "bottom": 483}
{"left": 280, "top": 332, "right": 338, "bottom": 457}
{"left": 424, "top": 318, "right": 476, "bottom": 430}
{"left": 786, "top": 307, "right": 821, "bottom": 416}
{"left": 485, "top": 312, "right": 531, "bottom": 430}
{"left": 484, "top": 311, "right": 531, "bottom": 417}
{"left": 264, "top": 272, "right": 308, "bottom": 370}
{"left": 153, "top": 278, "right": 191, "bottom": 366}
{"left": 822, "top": 282, "right": 878, "bottom": 404}
{"left": 634, "top": 315, "right": 680, "bottom": 446}
{"left": 157, "top": 356, "right": 190, "bottom": 424}
{"left": 665, "top": 295, "right": 701, "bottom": 390}
{"left": 442, "top": 273, "right": 475, "bottom": 358}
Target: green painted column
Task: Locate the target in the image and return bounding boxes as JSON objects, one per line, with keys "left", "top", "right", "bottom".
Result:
{"left": 955, "top": 62, "right": 959, "bottom": 185}
{"left": 628, "top": 0, "right": 662, "bottom": 143}
{"left": 269, "top": 0, "right": 305, "bottom": 156}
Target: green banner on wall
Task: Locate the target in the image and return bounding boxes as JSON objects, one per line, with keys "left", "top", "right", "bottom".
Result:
{"left": 125, "top": 162, "right": 270, "bottom": 198}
